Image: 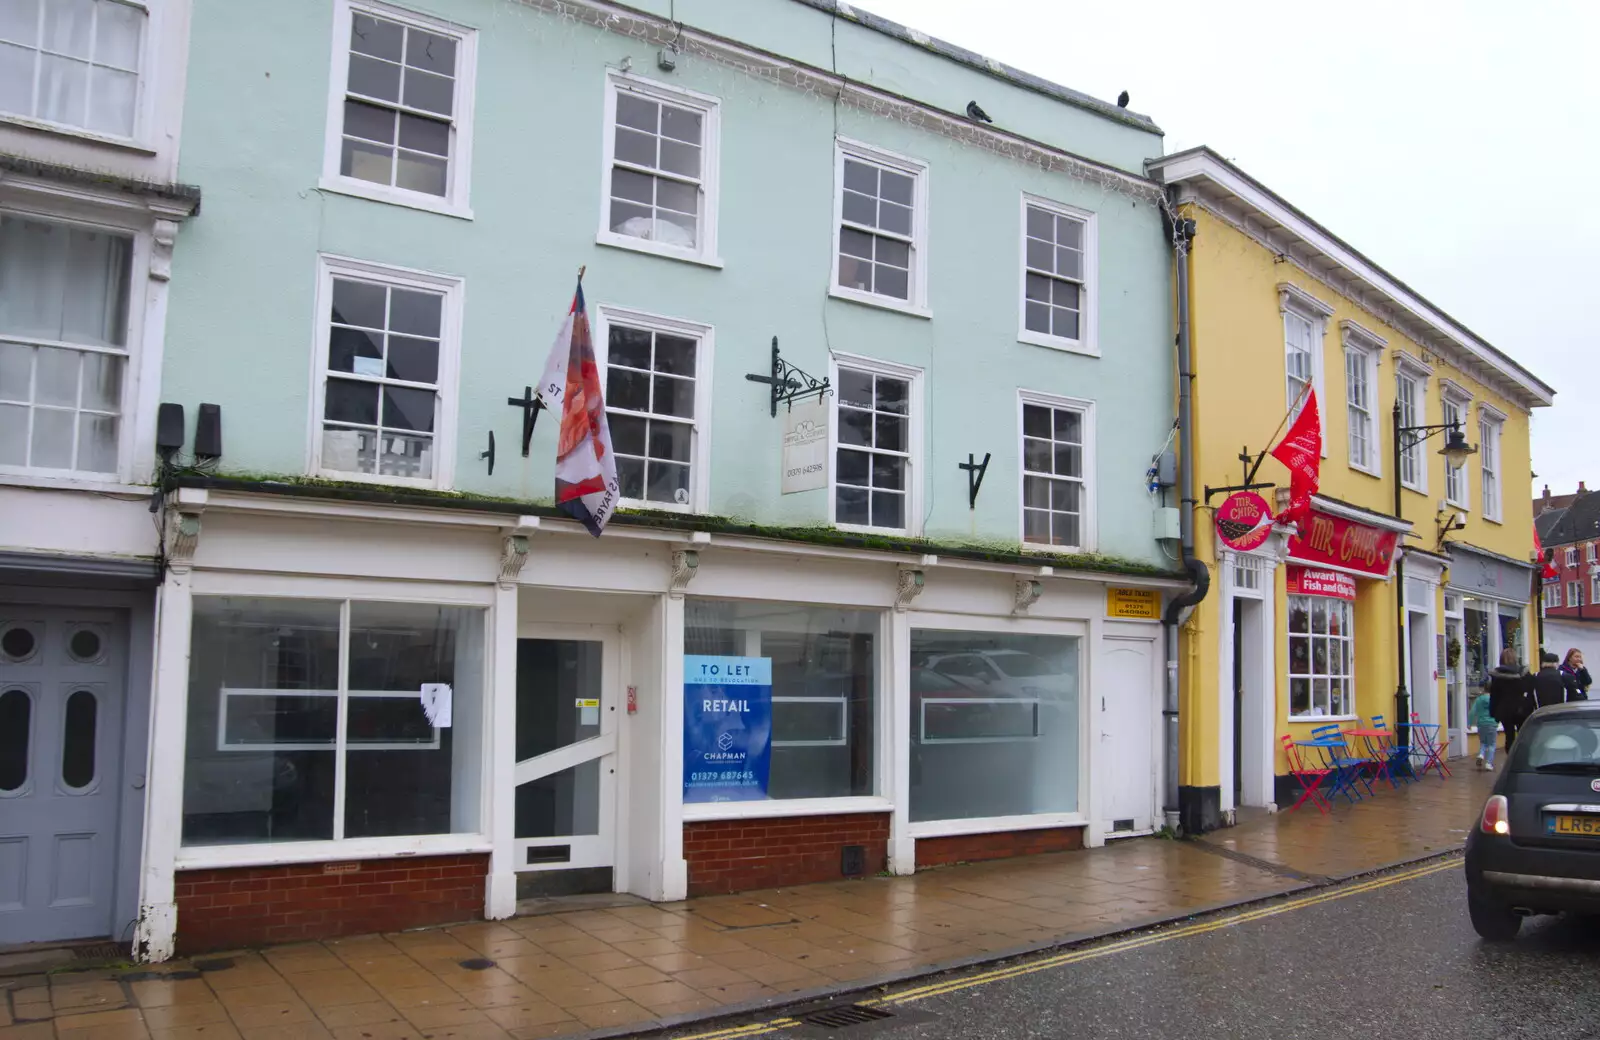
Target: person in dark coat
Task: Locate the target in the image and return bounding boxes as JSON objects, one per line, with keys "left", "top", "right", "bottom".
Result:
{"left": 1533, "top": 651, "right": 1572, "bottom": 708}
{"left": 1561, "top": 648, "right": 1592, "bottom": 702}
{"left": 1488, "top": 648, "right": 1535, "bottom": 748}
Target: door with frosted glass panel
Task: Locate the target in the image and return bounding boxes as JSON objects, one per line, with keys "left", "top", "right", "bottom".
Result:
{"left": 514, "top": 628, "right": 618, "bottom": 873}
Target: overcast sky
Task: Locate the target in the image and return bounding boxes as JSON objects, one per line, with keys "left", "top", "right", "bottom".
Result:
{"left": 852, "top": 0, "right": 1596, "bottom": 503}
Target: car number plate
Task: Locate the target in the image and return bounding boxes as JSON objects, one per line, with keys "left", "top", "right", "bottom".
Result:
{"left": 1548, "top": 814, "right": 1600, "bottom": 836}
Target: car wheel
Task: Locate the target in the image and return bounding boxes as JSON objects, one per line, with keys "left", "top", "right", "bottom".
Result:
{"left": 1468, "top": 888, "right": 1521, "bottom": 941}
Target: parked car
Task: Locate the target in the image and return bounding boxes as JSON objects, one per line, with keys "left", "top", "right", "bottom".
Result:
{"left": 1464, "top": 701, "right": 1600, "bottom": 939}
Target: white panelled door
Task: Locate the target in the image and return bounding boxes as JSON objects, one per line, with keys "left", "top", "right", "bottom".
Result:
{"left": 1101, "top": 634, "right": 1157, "bottom": 836}
{"left": 0, "top": 609, "right": 125, "bottom": 944}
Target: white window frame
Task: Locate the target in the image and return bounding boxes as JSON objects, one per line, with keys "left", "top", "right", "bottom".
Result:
{"left": 1017, "top": 193, "right": 1098, "bottom": 356}
{"left": 1588, "top": 543, "right": 1598, "bottom": 564}
{"left": 1570, "top": 581, "right": 1583, "bottom": 609}
{"left": 217, "top": 688, "right": 442, "bottom": 753}
{"left": 306, "top": 253, "right": 464, "bottom": 490}
{"left": 827, "top": 351, "right": 924, "bottom": 536}
{"left": 0, "top": 0, "right": 159, "bottom": 150}
{"left": 1440, "top": 386, "right": 1472, "bottom": 510}
{"left": 1394, "top": 353, "right": 1431, "bottom": 495}
{"left": 596, "top": 70, "right": 722, "bottom": 269}
{"left": 1340, "top": 321, "right": 1383, "bottom": 478}
{"left": 830, "top": 137, "right": 930, "bottom": 319}
{"left": 1277, "top": 284, "right": 1330, "bottom": 456}
{"left": 1287, "top": 593, "right": 1356, "bottom": 721}
{"left": 1017, "top": 389, "right": 1097, "bottom": 553}
{"left": 319, "top": 0, "right": 479, "bottom": 220}
{"left": 0, "top": 199, "right": 162, "bottom": 490}
{"left": 1479, "top": 406, "right": 1504, "bottom": 523}
{"left": 1565, "top": 547, "right": 1578, "bottom": 569}
{"left": 1590, "top": 570, "right": 1599, "bottom": 605}
{"left": 590, "top": 304, "right": 714, "bottom": 514}
{"left": 1547, "top": 583, "right": 1563, "bottom": 609}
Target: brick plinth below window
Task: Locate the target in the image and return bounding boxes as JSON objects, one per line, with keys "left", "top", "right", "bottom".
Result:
{"left": 174, "top": 853, "right": 488, "bottom": 954}
{"left": 914, "top": 826, "right": 1084, "bottom": 869}
{"left": 683, "top": 813, "right": 889, "bottom": 896}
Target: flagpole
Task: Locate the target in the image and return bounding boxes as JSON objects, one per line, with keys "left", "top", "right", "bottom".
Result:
{"left": 1246, "top": 380, "right": 1312, "bottom": 486}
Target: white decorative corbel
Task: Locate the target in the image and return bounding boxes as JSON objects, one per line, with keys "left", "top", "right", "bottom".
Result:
{"left": 1013, "top": 577, "right": 1043, "bottom": 615}
{"left": 498, "top": 516, "right": 539, "bottom": 590}
{"left": 668, "top": 550, "right": 700, "bottom": 599}
{"left": 894, "top": 567, "right": 925, "bottom": 612}
{"left": 149, "top": 218, "right": 179, "bottom": 282}
{"left": 164, "top": 488, "right": 208, "bottom": 574}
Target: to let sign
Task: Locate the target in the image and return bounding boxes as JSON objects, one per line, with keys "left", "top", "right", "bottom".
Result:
{"left": 1107, "top": 587, "right": 1161, "bottom": 619}
{"left": 1286, "top": 565, "right": 1357, "bottom": 600}
{"left": 1287, "top": 509, "right": 1398, "bottom": 577}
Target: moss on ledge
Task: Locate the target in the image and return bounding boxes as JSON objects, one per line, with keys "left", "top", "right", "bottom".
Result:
{"left": 172, "top": 472, "right": 1183, "bottom": 580}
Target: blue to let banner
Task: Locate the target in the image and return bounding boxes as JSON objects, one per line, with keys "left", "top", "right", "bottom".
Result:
{"left": 683, "top": 655, "right": 772, "bottom": 803}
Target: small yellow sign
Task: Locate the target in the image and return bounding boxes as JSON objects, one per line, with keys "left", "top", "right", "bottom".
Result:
{"left": 1107, "top": 587, "right": 1161, "bottom": 620}
{"left": 574, "top": 698, "right": 600, "bottom": 709}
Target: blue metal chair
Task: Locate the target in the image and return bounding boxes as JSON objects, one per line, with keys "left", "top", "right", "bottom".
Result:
{"left": 1310, "top": 724, "right": 1371, "bottom": 802}
{"left": 1369, "top": 715, "right": 1417, "bottom": 784}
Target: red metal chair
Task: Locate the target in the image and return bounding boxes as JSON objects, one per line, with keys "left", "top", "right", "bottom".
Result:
{"left": 1409, "top": 713, "right": 1453, "bottom": 779}
{"left": 1281, "top": 734, "right": 1332, "bottom": 814}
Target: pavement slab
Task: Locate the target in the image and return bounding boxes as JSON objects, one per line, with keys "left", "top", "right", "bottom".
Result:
{"left": 0, "top": 764, "right": 1494, "bottom": 1040}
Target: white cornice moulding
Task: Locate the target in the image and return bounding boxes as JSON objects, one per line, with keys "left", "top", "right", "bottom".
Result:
{"left": 1278, "top": 282, "right": 1334, "bottom": 320}
{"left": 1339, "top": 318, "right": 1387, "bottom": 351}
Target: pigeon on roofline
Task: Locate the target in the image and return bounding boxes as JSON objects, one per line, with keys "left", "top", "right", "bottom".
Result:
{"left": 1117, "top": 90, "right": 1130, "bottom": 108}
{"left": 966, "top": 100, "right": 992, "bottom": 123}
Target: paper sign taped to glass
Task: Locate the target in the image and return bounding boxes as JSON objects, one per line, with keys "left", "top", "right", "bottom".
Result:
{"left": 420, "top": 683, "right": 452, "bottom": 728}
{"left": 683, "top": 655, "right": 772, "bottom": 802}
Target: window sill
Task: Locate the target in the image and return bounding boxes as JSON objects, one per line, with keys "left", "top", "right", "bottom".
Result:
{"left": 1445, "top": 498, "right": 1471, "bottom": 513}
{"left": 835, "top": 520, "right": 917, "bottom": 539}
{"left": 0, "top": 113, "right": 157, "bottom": 155}
{"left": 619, "top": 496, "right": 699, "bottom": 515}
{"left": 595, "top": 231, "right": 723, "bottom": 269}
{"left": 1287, "top": 715, "right": 1359, "bottom": 724}
{"left": 0, "top": 470, "right": 149, "bottom": 497}
{"left": 906, "top": 812, "right": 1086, "bottom": 839}
{"left": 682, "top": 796, "right": 892, "bottom": 822}
{"left": 1016, "top": 329, "right": 1099, "bottom": 358}
{"left": 317, "top": 177, "right": 474, "bottom": 220}
{"left": 1483, "top": 515, "right": 1503, "bottom": 526}
{"left": 1021, "top": 541, "right": 1087, "bottom": 556}
{"left": 1400, "top": 481, "right": 1428, "bottom": 495}
{"left": 828, "top": 285, "right": 931, "bottom": 320}
{"left": 312, "top": 467, "right": 446, "bottom": 492}
{"left": 174, "top": 833, "right": 492, "bottom": 871}
{"left": 1347, "top": 462, "right": 1382, "bottom": 480}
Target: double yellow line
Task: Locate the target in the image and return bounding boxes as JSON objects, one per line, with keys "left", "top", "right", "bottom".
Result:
{"left": 671, "top": 857, "right": 1461, "bottom": 1039}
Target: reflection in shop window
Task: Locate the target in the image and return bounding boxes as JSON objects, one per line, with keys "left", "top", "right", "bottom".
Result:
{"left": 1288, "top": 595, "right": 1353, "bottom": 718}
{"left": 181, "top": 597, "right": 485, "bottom": 846}
{"left": 685, "top": 599, "right": 877, "bottom": 799}
{"left": 909, "top": 631, "right": 1080, "bottom": 822}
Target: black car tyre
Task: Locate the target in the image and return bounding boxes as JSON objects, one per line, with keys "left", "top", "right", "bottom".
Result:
{"left": 1468, "top": 887, "right": 1521, "bottom": 941}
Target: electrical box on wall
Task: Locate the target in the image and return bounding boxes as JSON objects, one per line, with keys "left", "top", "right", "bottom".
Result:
{"left": 1155, "top": 450, "right": 1178, "bottom": 487}
{"left": 1153, "top": 507, "right": 1180, "bottom": 542}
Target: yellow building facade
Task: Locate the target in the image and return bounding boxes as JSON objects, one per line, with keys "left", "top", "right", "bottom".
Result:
{"left": 1149, "top": 149, "right": 1555, "bottom": 829}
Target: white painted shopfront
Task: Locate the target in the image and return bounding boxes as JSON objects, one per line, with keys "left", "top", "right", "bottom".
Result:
{"left": 133, "top": 487, "right": 1177, "bottom": 959}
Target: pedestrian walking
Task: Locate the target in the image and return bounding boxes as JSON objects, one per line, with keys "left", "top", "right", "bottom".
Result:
{"left": 1534, "top": 650, "right": 1574, "bottom": 708}
{"left": 1561, "top": 648, "right": 1591, "bottom": 701}
{"left": 1470, "top": 686, "right": 1498, "bottom": 770}
{"left": 1488, "top": 648, "right": 1535, "bottom": 749}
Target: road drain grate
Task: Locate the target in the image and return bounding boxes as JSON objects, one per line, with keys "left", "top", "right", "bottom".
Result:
{"left": 802, "top": 1004, "right": 894, "bottom": 1029}
{"left": 72, "top": 943, "right": 125, "bottom": 962}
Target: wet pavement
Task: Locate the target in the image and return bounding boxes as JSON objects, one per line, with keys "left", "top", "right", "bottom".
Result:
{"left": 0, "top": 765, "right": 1496, "bottom": 1040}
{"left": 677, "top": 859, "right": 1600, "bottom": 1040}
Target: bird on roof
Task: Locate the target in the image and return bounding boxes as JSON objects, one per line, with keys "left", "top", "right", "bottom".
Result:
{"left": 1117, "top": 90, "right": 1130, "bottom": 108}
{"left": 966, "top": 100, "right": 992, "bottom": 123}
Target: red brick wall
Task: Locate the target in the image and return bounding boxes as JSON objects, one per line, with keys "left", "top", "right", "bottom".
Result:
{"left": 683, "top": 813, "right": 889, "bottom": 896}
{"left": 914, "top": 826, "right": 1083, "bottom": 869}
{"left": 174, "top": 853, "right": 487, "bottom": 953}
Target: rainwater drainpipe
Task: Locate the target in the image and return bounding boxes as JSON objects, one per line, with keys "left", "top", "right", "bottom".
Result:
{"left": 1163, "top": 191, "right": 1210, "bottom": 833}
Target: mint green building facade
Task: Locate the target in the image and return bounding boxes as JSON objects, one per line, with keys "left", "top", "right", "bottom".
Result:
{"left": 129, "top": 0, "right": 1189, "bottom": 957}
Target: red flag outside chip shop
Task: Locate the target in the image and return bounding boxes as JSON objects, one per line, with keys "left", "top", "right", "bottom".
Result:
{"left": 1271, "top": 389, "right": 1322, "bottom": 528}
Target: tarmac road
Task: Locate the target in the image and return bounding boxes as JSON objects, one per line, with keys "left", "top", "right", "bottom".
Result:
{"left": 658, "top": 857, "right": 1600, "bottom": 1040}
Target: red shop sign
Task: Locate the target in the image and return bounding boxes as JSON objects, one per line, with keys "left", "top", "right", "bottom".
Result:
{"left": 1287, "top": 509, "right": 1398, "bottom": 577}
{"left": 1215, "top": 491, "right": 1273, "bottom": 552}
{"left": 1286, "top": 565, "right": 1357, "bottom": 601}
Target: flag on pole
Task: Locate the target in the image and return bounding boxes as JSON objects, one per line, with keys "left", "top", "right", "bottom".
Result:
{"left": 1534, "top": 525, "right": 1558, "bottom": 580}
{"left": 1270, "top": 389, "right": 1322, "bottom": 530}
{"left": 536, "top": 277, "right": 619, "bottom": 537}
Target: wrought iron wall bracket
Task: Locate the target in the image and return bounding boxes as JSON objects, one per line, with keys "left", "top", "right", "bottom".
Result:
{"left": 744, "top": 336, "right": 830, "bottom": 417}
{"left": 960, "top": 452, "right": 991, "bottom": 508}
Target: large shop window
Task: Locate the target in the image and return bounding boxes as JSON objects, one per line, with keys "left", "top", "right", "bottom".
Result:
{"left": 1288, "top": 594, "right": 1354, "bottom": 718}
{"left": 685, "top": 599, "right": 877, "bottom": 800}
{"left": 909, "top": 631, "right": 1080, "bottom": 822}
{"left": 181, "top": 598, "right": 485, "bottom": 846}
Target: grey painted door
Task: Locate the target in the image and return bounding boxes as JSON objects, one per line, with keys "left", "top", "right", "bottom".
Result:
{"left": 0, "top": 608, "right": 125, "bottom": 944}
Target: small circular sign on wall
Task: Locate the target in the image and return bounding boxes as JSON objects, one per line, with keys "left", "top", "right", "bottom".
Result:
{"left": 1215, "top": 491, "right": 1273, "bottom": 552}
{"left": 1590, "top": 778, "right": 1600, "bottom": 793}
